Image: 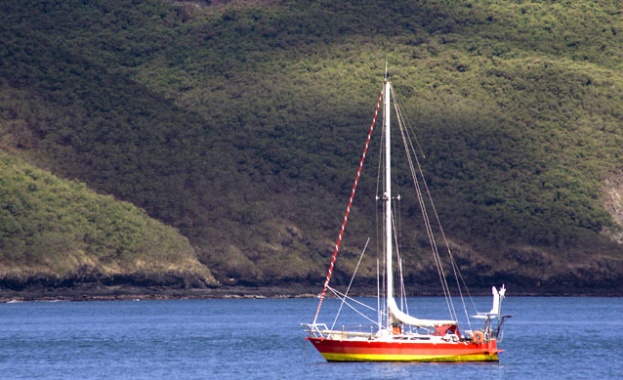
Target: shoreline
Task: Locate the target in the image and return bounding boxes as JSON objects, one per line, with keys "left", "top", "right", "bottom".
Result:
{"left": 2, "top": 284, "right": 622, "bottom": 302}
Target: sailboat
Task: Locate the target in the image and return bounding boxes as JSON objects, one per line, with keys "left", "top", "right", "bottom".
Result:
{"left": 303, "top": 74, "right": 510, "bottom": 362}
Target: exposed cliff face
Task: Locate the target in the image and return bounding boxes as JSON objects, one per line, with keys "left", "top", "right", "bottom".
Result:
{"left": 603, "top": 175, "right": 623, "bottom": 243}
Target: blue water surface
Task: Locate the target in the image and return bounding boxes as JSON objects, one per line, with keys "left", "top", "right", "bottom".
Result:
{"left": 0, "top": 296, "right": 621, "bottom": 379}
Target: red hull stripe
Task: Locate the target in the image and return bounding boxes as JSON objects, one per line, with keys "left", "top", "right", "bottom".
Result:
{"left": 307, "top": 337, "right": 499, "bottom": 362}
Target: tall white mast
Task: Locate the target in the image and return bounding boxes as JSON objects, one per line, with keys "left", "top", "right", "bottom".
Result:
{"left": 384, "top": 79, "right": 394, "bottom": 329}
{"left": 382, "top": 77, "right": 457, "bottom": 329}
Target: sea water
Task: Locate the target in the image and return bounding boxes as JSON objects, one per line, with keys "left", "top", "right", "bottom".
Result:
{"left": 0, "top": 297, "right": 621, "bottom": 379}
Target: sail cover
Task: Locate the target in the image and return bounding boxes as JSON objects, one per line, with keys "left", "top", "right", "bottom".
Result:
{"left": 387, "top": 297, "right": 457, "bottom": 327}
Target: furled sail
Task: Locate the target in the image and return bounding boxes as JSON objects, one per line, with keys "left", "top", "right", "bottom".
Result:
{"left": 387, "top": 297, "right": 456, "bottom": 327}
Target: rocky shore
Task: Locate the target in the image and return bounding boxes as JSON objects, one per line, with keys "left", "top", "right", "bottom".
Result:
{"left": 0, "top": 284, "right": 317, "bottom": 303}
{"left": 1, "top": 282, "right": 621, "bottom": 303}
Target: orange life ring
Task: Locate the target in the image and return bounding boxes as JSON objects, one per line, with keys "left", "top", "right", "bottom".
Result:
{"left": 472, "top": 330, "right": 484, "bottom": 344}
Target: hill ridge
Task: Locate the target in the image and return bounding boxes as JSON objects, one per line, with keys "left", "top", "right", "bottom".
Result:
{"left": 0, "top": 0, "right": 622, "bottom": 295}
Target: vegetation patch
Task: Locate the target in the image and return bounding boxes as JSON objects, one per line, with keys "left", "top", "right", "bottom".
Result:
{"left": 0, "top": 0, "right": 621, "bottom": 292}
{"left": 0, "top": 153, "right": 217, "bottom": 289}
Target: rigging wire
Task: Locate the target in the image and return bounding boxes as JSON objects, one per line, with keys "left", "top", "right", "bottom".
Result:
{"left": 312, "top": 89, "right": 384, "bottom": 324}
{"left": 392, "top": 85, "right": 460, "bottom": 323}
{"left": 327, "top": 286, "right": 380, "bottom": 328}
{"left": 392, "top": 86, "right": 479, "bottom": 329}
{"left": 397, "top": 108, "right": 478, "bottom": 328}
{"left": 376, "top": 257, "right": 381, "bottom": 329}
{"left": 331, "top": 238, "right": 371, "bottom": 330}
{"left": 313, "top": 81, "right": 483, "bottom": 333}
{"left": 375, "top": 112, "right": 386, "bottom": 328}
{"left": 389, "top": 200, "right": 409, "bottom": 316}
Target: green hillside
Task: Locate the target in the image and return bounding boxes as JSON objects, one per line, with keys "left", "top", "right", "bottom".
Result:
{"left": 0, "top": 152, "right": 216, "bottom": 289}
{"left": 1, "top": 0, "right": 622, "bottom": 293}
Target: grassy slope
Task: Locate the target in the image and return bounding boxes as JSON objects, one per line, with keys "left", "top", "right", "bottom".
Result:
{"left": 0, "top": 152, "right": 216, "bottom": 288}
{"left": 0, "top": 0, "right": 622, "bottom": 291}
